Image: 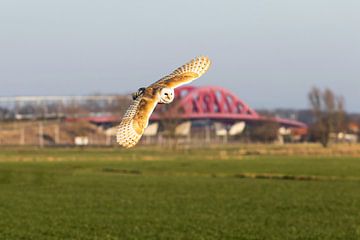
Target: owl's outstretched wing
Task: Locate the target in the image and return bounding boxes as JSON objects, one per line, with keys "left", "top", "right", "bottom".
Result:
{"left": 116, "top": 94, "right": 158, "bottom": 148}
{"left": 153, "top": 56, "right": 211, "bottom": 89}
{"left": 117, "top": 56, "right": 211, "bottom": 148}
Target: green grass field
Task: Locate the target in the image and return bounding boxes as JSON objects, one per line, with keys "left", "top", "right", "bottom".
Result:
{"left": 1, "top": 147, "right": 360, "bottom": 239}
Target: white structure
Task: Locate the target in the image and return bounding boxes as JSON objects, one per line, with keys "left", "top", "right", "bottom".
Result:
{"left": 144, "top": 123, "right": 159, "bottom": 136}
{"left": 229, "top": 122, "right": 246, "bottom": 136}
{"left": 75, "top": 136, "right": 89, "bottom": 146}
{"left": 175, "top": 121, "right": 192, "bottom": 136}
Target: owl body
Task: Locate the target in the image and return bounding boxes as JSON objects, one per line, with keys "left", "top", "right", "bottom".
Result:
{"left": 117, "top": 56, "right": 211, "bottom": 148}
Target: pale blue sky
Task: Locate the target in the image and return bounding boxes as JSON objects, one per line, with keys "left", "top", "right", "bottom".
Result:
{"left": 1, "top": 0, "right": 359, "bottom": 111}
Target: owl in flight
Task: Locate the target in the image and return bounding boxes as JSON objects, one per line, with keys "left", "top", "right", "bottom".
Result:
{"left": 116, "top": 56, "right": 211, "bottom": 148}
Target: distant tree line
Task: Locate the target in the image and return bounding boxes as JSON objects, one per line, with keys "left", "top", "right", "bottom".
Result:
{"left": 308, "top": 87, "right": 346, "bottom": 147}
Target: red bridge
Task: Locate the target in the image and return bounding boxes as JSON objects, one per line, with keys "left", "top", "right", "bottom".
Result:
{"left": 151, "top": 86, "right": 306, "bottom": 128}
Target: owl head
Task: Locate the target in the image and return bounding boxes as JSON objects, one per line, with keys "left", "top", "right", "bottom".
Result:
{"left": 159, "top": 87, "right": 175, "bottom": 104}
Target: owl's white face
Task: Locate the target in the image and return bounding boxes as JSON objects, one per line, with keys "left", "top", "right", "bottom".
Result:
{"left": 159, "top": 88, "right": 175, "bottom": 104}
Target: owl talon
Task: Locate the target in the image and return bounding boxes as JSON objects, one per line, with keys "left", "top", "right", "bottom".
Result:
{"left": 132, "top": 87, "right": 146, "bottom": 100}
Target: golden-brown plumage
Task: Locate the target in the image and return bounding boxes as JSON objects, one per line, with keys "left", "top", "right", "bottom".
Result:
{"left": 153, "top": 56, "right": 211, "bottom": 89}
{"left": 116, "top": 56, "right": 211, "bottom": 148}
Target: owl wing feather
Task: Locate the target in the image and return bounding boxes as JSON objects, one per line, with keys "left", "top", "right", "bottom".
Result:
{"left": 152, "top": 56, "right": 211, "bottom": 89}
{"left": 117, "top": 56, "right": 211, "bottom": 148}
{"left": 116, "top": 94, "right": 158, "bottom": 148}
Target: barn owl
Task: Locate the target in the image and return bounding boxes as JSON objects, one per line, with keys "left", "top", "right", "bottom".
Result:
{"left": 116, "top": 56, "right": 211, "bottom": 148}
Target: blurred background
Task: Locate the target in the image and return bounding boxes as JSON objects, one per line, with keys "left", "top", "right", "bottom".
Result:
{"left": 0, "top": 0, "right": 360, "bottom": 146}
{"left": 1, "top": 2, "right": 360, "bottom": 239}
{"left": 0, "top": 0, "right": 359, "bottom": 147}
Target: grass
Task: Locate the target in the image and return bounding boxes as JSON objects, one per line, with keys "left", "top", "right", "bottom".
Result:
{"left": 1, "top": 146, "right": 360, "bottom": 239}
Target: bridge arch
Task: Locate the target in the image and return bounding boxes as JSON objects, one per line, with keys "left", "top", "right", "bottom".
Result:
{"left": 151, "top": 86, "right": 306, "bottom": 128}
